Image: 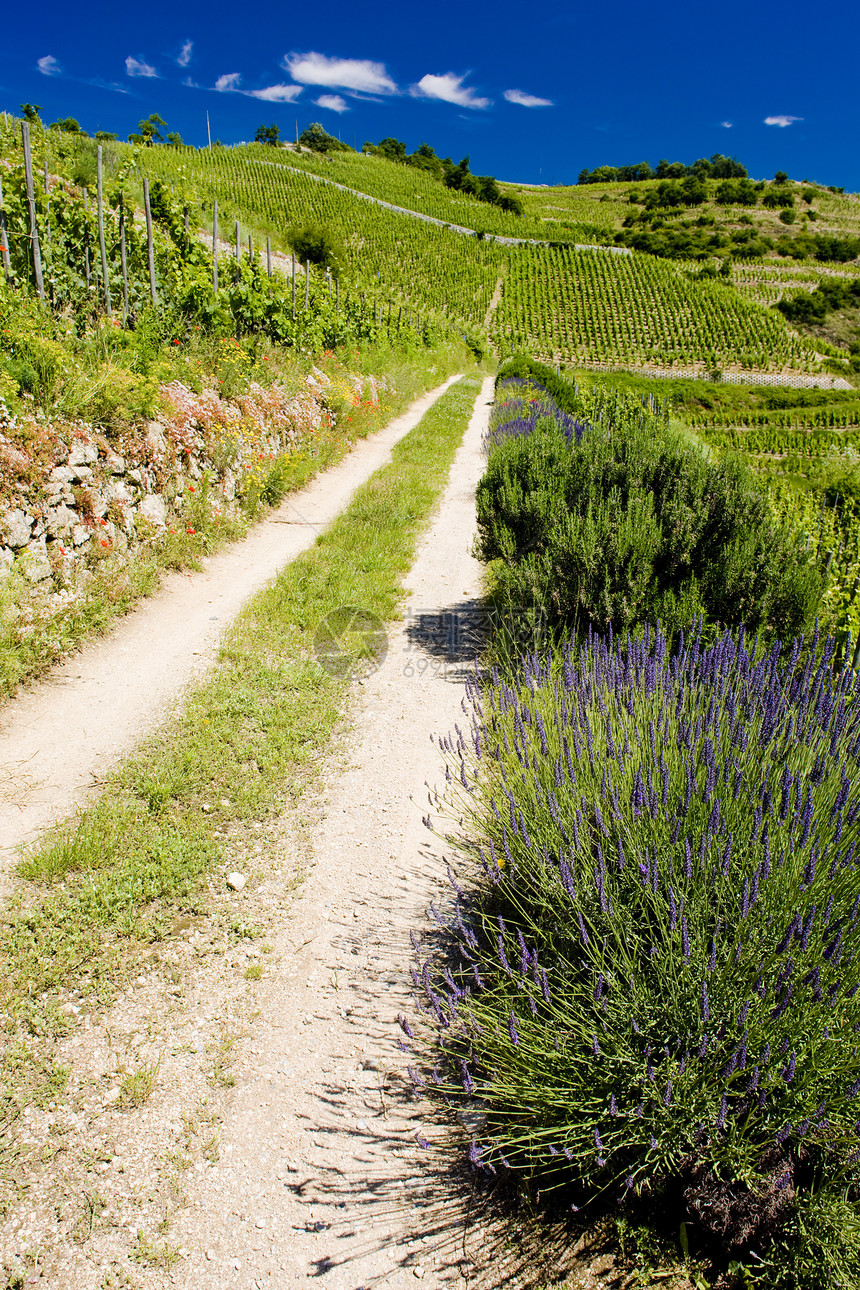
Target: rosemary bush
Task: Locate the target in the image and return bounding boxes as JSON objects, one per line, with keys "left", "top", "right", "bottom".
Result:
{"left": 412, "top": 624, "right": 860, "bottom": 1275}
{"left": 476, "top": 361, "right": 823, "bottom": 644}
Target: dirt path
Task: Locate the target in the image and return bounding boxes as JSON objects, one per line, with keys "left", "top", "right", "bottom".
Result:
{"left": 1, "top": 375, "right": 524, "bottom": 1290}
{"left": 0, "top": 377, "right": 460, "bottom": 880}
{"left": 147, "top": 372, "right": 497, "bottom": 1290}
{"left": 483, "top": 274, "right": 505, "bottom": 331}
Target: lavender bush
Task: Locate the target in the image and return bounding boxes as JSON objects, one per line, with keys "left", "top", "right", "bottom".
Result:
{"left": 484, "top": 377, "right": 590, "bottom": 453}
{"left": 411, "top": 623, "right": 860, "bottom": 1274}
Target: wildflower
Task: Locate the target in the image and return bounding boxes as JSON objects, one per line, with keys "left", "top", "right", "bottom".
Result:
{"left": 187, "top": 526, "right": 196, "bottom": 534}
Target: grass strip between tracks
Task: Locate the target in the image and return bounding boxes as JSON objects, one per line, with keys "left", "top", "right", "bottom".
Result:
{"left": 0, "top": 371, "right": 482, "bottom": 1129}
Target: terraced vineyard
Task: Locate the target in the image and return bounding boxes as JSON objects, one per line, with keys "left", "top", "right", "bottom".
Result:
{"left": 268, "top": 146, "right": 564, "bottom": 242}
{"left": 491, "top": 243, "right": 825, "bottom": 371}
{"left": 134, "top": 144, "right": 504, "bottom": 330}
{"left": 732, "top": 260, "right": 860, "bottom": 307}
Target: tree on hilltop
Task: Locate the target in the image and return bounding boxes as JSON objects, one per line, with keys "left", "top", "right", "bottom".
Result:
{"left": 298, "top": 122, "right": 350, "bottom": 154}
{"left": 255, "top": 123, "right": 281, "bottom": 146}
{"left": 50, "top": 117, "right": 86, "bottom": 135}
{"left": 20, "top": 103, "right": 42, "bottom": 125}
{"left": 129, "top": 114, "right": 167, "bottom": 146}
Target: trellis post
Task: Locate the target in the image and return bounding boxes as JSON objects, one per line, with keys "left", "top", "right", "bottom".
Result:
{"left": 0, "top": 176, "right": 12, "bottom": 284}
{"left": 212, "top": 200, "right": 219, "bottom": 290}
{"left": 21, "top": 121, "right": 45, "bottom": 299}
{"left": 97, "top": 146, "right": 112, "bottom": 316}
{"left": 142, "top": 179, "right": 157, "bottom": 305}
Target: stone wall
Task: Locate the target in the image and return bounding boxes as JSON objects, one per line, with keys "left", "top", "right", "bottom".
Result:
{"left": 0, "top": 367, "right": 367, "bottom": 609}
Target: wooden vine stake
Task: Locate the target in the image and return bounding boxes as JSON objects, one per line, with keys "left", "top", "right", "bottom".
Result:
{"left": 248, "top": 234, "right": 253, "bottom": 265}
{"left": 83, "top": 193, "right": 91, "bottom": 289}
{"left": 142, "top": 179, "right": 157, "bottom": 305}
{"left": 0, "top": 175, "right": 13, "bottom": 284}
{"left": 235, "top": 221, "right": 240, "bottom": 262}
{"left": 43, "top": 156, "right": 51, "bottom": 248}
{"left": 266, "top": 236, "right": 272, "bottom": 278}
{"left": 20, "top": 121, "right": 45, "bottom": 300}
{"left": 304, "top": 260, "right": 309, "bottom": 310}
{"left": 291, "top": 254, "right": 296, "bottom": 318}
{"left": 97, "top": 146, "right": 112, "bottom": 317}
{"left": 119, "top": 201, "right": 130, "bottom": 323}
{"left": 212, "top": 200, "right": 219, "bottom": 290}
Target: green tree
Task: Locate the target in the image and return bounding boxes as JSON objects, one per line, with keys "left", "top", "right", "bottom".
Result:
{"left": 376, "top": 136, "right": 406, "bottom": 161}
{"left": 255, "top": 123, "right": 281, "bottom": 146}
{"left": 287, "top": 222, "right": 343, "bottom": 273}
{"left": 166, "top": 131, "right": 183, "bottom": 146}
{"left": 298, "top": 122, "right": 349, "bottom": 154}
{"left": 774, "top": 170, "right": 789, "bottom": 184}
{"left": 129, "top": 114, "right": 167, "bottom": 146}
{"left": 94, "top": 131, "right": 118, "bottom": 143}
{"left": 50, "top": 117, "right": 84, "bottom": 134}
{"left": 20, "top": 103, "right": 42, "bottom": 125}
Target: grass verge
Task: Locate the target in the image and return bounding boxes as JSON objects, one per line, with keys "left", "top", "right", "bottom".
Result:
{"left": 0, "top": 371, "right": 483, "bottom": 1187}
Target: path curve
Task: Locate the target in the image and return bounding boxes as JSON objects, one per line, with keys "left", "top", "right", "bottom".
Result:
{"left": 0, "top": 376, "right": 461, "bottom": 875}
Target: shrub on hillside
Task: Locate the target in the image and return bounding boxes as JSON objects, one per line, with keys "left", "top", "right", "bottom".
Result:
{"left": 411, "top": 625, "right": 860, "bottom": 1281}
{"left": 475, "top": 361, "right": 822, "bottom": 644}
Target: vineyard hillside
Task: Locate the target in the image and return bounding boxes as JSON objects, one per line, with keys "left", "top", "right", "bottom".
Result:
{"left": 123, "top": 141, "right": 859, "bottom": 380}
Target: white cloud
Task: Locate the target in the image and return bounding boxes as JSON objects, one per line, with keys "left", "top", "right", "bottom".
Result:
{"left": 177, "top": 40, "right": 193, "bottom": 68}
{"left": 504, "top": 88, "right": 552, "bottom": 108}
{"left": 282, "top": 51, "right": 397, "bottom": 95}
{"left": 214, "top": 72, "right": 242, "bottom": 92}
{"left": 721, "top": 120, "right": 733, "bottom": 128}
{"left": 765, "top": 114, "right": 802, "bottom": 127}
{"left": 37, "top": 54, "right": 61, "bottom": 77}
{"left": 125, "top": 55, "right": 158, "bottom": 78}
{"left": 411, "top": 72, "right": 491, "bottom": 109}
{"left": 316, "top": 93, "right": 349, "bottom": 113}
{"left": 247, "top": 83, "right": 303, "bottom": 102}
{"left": 88, "top": 77, "right": 130, "bottom": 94}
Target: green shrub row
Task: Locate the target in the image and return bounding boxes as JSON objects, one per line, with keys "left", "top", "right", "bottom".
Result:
{"left": 475, "top": 358, "right": 823, "bottom": 644}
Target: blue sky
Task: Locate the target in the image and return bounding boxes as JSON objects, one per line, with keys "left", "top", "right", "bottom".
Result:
{"left": 3, "top": 0, "right": 858, "bottom": 190}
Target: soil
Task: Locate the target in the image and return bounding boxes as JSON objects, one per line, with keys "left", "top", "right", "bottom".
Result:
{"left": 0, "top": 376, "right": 460, "bottom": 883}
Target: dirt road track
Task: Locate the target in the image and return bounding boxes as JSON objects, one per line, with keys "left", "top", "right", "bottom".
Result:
{"left": 149, "top": 373, "right": 498, "bottom": 1289}
{"left": 0, "top": 376, "right": 460, "bottom": 878}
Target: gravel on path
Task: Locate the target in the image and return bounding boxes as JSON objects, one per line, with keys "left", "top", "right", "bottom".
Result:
{"left": 0, "top": 376, "right": 461, "bottom": 879}
{"left": 154, "top": 374, "right": 502, "bottom": 1289}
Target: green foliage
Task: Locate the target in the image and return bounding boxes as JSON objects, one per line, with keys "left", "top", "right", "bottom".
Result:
{"left": 776, "top": 275, "right": 860, "bottom": 326}
{"left": 50, "top": 118, "right": 85, "bottom": 136}
{"left": 129, "top": 114, "right": 168, "bottom": 147}
{"left": 763, "top": 187, "right": 795, "bottom": 210}
{"left": 775, "top": 231, "right": 860, "bottom": 262}
{"left": 578, "top": 154, "right": 747, "bottom": 184}
{"left": 476, "top": 361, "right": 822, "bottom": 642}
{"left": 254, "top": 123, "right": 281, "bottom": 146}
{"left": 298, "top": 122, "right": 351, "bottom": 154}
{"left": 287, "top": 222, "right": 343, "bottom": 273}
